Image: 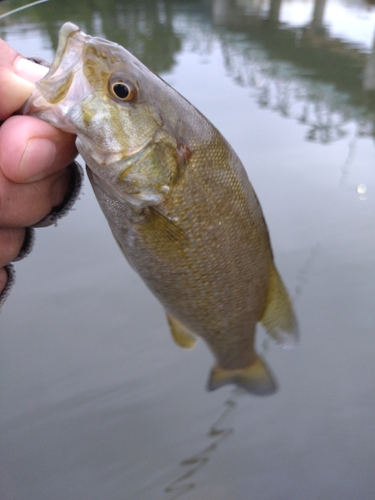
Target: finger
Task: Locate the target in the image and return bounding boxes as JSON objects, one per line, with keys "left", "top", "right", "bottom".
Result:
{"left": 0, "top": 228, "right": 26, "bottom": 267}
{"left": 14, "top": 56, "right": 49, "bottom": 83}
{"left": 0, "top": 167, "right": 72, "bottom": 227}
{"left": 0, "top": 115, "right": 77, "bottom": 183}
{"left": 0, "top": 39, "right": 48, "bottom": 120}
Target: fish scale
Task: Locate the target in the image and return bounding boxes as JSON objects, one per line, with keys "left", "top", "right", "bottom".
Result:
{"left": 24, "top": 22, "right": 298, "bottom": 395}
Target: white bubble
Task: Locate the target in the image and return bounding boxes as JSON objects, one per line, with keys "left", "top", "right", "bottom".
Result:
{"left": 357, "top": 184, "right": 367, "bottom": 195}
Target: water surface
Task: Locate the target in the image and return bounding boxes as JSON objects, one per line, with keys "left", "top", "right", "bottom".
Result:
{"left": 0, "top": 1, "right": 374, "bottom": 499}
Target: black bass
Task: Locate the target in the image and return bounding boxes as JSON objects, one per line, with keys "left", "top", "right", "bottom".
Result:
{"left": 24, "top": 23, "right": 298, "bottom": 395}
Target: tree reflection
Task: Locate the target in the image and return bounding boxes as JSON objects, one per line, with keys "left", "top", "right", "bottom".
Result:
{"left": 311, "top": 0, "right": 328, "bottom": 31}
{"left": 209, "top": 0, "right": 375, "bottom": 143}
{"left": 1, "top": 0, "right": 375, "bottom": 143}
{"left": 0, "top": 0, "right": 183, "bottom": 73}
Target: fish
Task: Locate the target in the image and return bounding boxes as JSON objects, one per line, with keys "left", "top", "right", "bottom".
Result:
{"left": 23, "top": 22, "right": 298, "bottom": 395}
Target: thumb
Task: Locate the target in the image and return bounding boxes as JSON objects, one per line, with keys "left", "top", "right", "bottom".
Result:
{"left": 0, "top": 39, "right": 48, "bottom": 119}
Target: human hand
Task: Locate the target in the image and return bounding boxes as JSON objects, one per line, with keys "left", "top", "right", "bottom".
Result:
{"left": 0, "top": 39, "right": 80, "bottom": 303}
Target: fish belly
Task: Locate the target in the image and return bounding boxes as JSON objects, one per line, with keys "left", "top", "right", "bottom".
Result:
{"left": 89, "top": 152, "right": 272, "bottom": 371}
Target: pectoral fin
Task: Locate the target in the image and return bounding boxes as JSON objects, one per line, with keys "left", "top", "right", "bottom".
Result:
{"left": 167, "top": 313, "right": 197, "bottom": 349}
{"left": 147, "top": 207, "right": 188, "bottom": 245}
{"left": 207, "top": 356, "right": 277, "bottom": 395}
{"left": 261, "top": 266, "right": 299, "bottom": 350}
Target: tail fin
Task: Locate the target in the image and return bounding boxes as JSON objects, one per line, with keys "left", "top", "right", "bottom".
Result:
{"left": 261, "top": 266, "right": 299, "bottom": 350}
{"left": 207, "top": 356, "right": 277, "bottom": 396}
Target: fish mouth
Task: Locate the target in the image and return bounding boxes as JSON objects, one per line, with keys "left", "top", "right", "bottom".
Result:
{"left": 22, "top": 23, "right": 91, "bottom": 131}
{"left": 48, "top": 22, "right": 83, "bottom": 77}
{"left": 43, "top": 22, "right": 82, "bottom": 80}
{"left": 35, "top": 22, "right": 87, "bottom": 104}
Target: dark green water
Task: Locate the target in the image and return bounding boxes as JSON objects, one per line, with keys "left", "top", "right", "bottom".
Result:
{"left": 0, "top": 1, "right": 374, "bottom": 499}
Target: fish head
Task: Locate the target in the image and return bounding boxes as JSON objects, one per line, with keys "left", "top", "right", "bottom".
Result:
{"left": 24, "top": 22, "right": 179, "bottom": 207}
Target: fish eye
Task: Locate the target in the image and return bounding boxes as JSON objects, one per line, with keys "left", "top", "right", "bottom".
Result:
{"left": 109, "top": 77, "right": 137, "bottom": 102}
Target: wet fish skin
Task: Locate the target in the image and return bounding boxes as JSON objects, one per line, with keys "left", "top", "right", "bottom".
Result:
{"left": 24, "top": 22, "right": 298, "bottom": 395}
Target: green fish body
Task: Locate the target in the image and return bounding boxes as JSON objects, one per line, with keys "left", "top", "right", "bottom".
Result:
{"left": 24, "top": 23, "right": 298, "bottom": 395}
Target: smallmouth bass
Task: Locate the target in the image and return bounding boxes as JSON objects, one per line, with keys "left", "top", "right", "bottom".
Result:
{"left": 24, "top": 23, "right": 298, "bottom": 395}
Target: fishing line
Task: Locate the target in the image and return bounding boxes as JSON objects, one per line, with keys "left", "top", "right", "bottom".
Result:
{"left": 0, "top": 0, "right": 49, "bottom": 21}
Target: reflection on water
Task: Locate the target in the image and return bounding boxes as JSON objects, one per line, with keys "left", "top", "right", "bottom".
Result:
{"left": 0, "top": 1, "right": 374, "bottom": 500}
{"left": 165, "top": 389, "right": 239, "bottom": 499}
{"left": 211, "top": 0, "right": 375, "bottom": 145}
{"left": 3, "top": 0, "right": 375, "bottom": 143}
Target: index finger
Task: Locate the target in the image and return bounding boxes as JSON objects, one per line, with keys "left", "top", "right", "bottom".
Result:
{"left": 0, "top": 39, "right": 48, "bottom": 120}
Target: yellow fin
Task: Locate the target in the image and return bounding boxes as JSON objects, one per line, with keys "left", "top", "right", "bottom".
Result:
{"left": 167, "top": 314, "right": 197, "bottom": 349}
{"left": 261, "top": 266, "right": 299, "bottom": 350}
{"left": 207, "top": 357, "right": 277, "bottom": 396}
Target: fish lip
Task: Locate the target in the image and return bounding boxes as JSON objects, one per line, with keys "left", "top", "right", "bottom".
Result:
{"left": 47, "top": 22, "right": 83, "bottom": 77}
{"left": 22, "top": 23, "right": 89, "bottom": 121}
{"left": 30, "top": 22, "right": 87, "bottom": 104}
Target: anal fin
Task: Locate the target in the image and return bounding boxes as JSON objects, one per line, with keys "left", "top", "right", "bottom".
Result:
{"left": 167, "top": 313, "right": 197, "bottom": 349}
{"left": 207, "top": 356, "right": 277, "bottom": 396}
